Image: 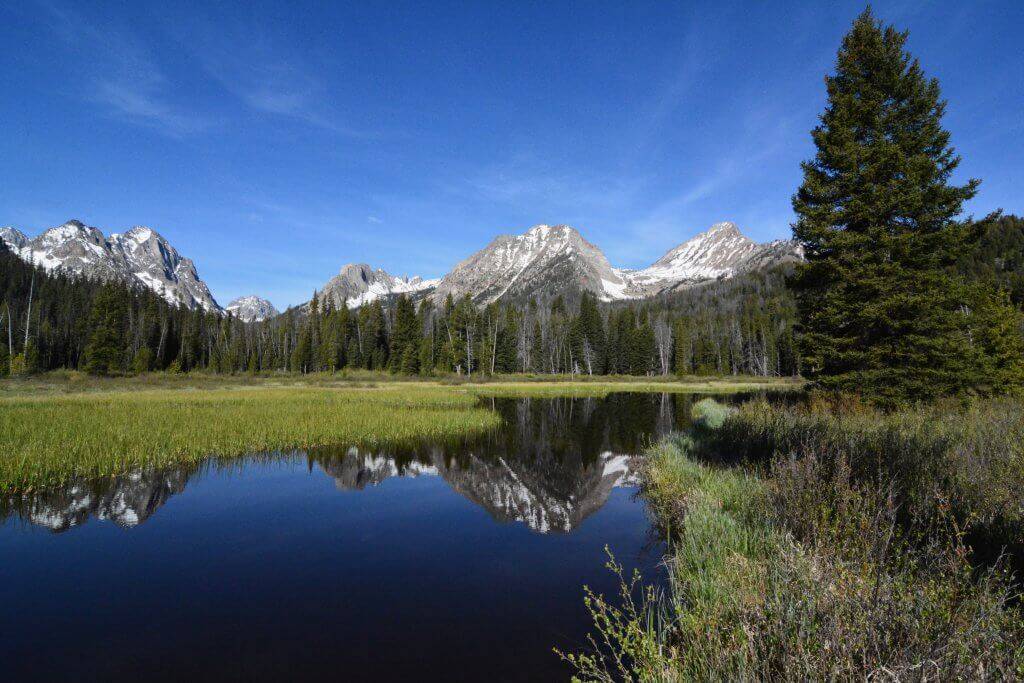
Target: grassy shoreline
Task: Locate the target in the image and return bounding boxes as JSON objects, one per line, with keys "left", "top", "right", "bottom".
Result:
{"left": 565, "top": 399, "right": 1024, "bottom": 680}
{"left": 464, "top": 378, "right": 800, "bottom": 398}
{"left": 0, "top": 369, "right": 803, "bottom": 397}
{"left": 0, "top": 371, "right": 795, "bottom": 494}
{"left": 0, "top": 385, "right": 500, "bottom": 493}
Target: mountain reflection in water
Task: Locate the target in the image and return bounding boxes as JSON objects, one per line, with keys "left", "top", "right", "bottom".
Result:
{"left": 2, "top": 393, "right": 709, "bottom": 534}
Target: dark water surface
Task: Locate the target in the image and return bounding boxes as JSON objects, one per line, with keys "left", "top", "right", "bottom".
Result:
{"left": 1, "top": 393, "right": 725, "bottom": 682}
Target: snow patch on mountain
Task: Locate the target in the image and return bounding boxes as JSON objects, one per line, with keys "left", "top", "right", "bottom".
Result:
{"left": 0, "top": 220, "right": 221, "bottom": 312}
{"left": 614, "top": 221, "right": 799, "bottom": 298}
{"left": 226, "top": 295, "right": 279, "bottom": 322}
{"left": 433, "top": 224, "right": 628, "bottom": 305}
{"left": 318, "top": 263, "right": 439, "bottom": 309}
{"left": 429, "top": 221, "right": 798, "bottom": 305}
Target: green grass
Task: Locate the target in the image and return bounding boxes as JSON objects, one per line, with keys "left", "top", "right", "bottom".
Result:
{"left": 0, "top": 384, "right": 500, "bottom": 493}
{"left": 0, "top": 372, "right": 790, "bottom": 493}
{"left": 564, "top": 400, "right": 1024, "bottom": 681}
{"left": 0, "top": 370, "right": 803, "bottom": 399}
{"left": 0, "top": 369, "right": 419, "bottom": 397}
{"left": 465, "top": 377, "right": 801, "bottom": 398}
{"left": 561, "top": 433, "right": 789, "bottom": 681}
{"left": 644, "top": 434, "right": 781, "bottom": 622}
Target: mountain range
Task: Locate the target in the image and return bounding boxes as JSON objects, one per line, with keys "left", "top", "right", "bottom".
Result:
{"left": 1, "top": 219, "right": 801, "bottom": 315}
{"left": 0, "top": 220, "right": 220, "bottom": 312}
{"left": 315, "top": 221, "right": 800, "bottom": 308}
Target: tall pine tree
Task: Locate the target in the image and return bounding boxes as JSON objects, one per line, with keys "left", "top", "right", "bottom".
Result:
{"left": 792, "top": 8, "right": 1024, "bottom": 403}
{"left": 82, "top": 284, "right": 127, "bottom": 375}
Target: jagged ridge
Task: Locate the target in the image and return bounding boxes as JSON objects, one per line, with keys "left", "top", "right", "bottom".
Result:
{"left": 0, "top": 220, "right": 220, "bottom": 312}
{"left": 315, "top": 221, "right": 799, "bottom": 309}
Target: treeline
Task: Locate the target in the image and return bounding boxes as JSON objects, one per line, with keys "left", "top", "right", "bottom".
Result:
{"left": 4, "top": 212, "right": 1019, "bottom": 380}
{"left": 0, "top": 243, "right": 231, "bottom": 375}
{"left": 0, "top": 240, "right": 800, "bottom": 377}
{"left": 958, "top": 214, "right": 1024, "bottom": 305}
{"left": 289, "top": 270, "right": 799, "bottom": 377}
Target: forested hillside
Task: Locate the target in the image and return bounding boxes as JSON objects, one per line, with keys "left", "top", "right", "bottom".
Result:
{"left": 1, "top": 237, "right": 799, "bottom": 377}
{"left": 2, "top": 217, "right": 1019, "bottom": 379}
{"left": 0, "top": 242, "right": 225, "bottom": 375}
{"left": 959, "top": 214, "right": 1024, "bottom": 304}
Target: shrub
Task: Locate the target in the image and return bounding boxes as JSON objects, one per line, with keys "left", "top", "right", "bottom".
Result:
{"left": 565, "top": 408, "right": 1024, "bottom": 681}
{"left": 690, "top": 398, "right": 732, "bottom": 431}
{"left": 710, "top": 396, "right": 1024, "bottom": 566}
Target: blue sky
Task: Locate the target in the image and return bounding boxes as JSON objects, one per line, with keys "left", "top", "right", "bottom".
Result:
{"left": 2, "top": 0, "right": 1022, "bottom": 308}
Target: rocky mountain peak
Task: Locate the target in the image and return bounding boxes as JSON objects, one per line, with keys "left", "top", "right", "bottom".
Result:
{"left": 428, "top": 220, "right": 800, "bottom": 305}
{"left": 432, "top": 222, "right": 622, "bottom": 305}
{"left": 627, "top": 221, "right": 768, "bottom": 292}
{"left": 704, "top": 220, "right": 741, "bottom": 236}
{"left": 319, "top": 263, "right": 438, "bottom": 309}
{"left": 226, "top": 295, "right": 279, "bottom": 322}
{"left": 0, "top": 226, "right": 28, "bottom": 248}
{"left": 0, "top": 219, "right": 220, "bottom": 312}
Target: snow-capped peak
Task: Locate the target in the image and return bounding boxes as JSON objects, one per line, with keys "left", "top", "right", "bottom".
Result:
{"left": 121, "top": 226, "right": 154, "bottom": 243}
{"left": 226, "top": 295, "right": 279, "bottom": 322}
{"left": 613, "top": 221, "right": 796, "bottom": 298}
{"left": 0, "top": 219, "right": 221, "bottom": 312}
{"left": 704, "top": 220, "right": 741, "bottom": 236}
{"left": 318, "top": 262, "right": 439, "bottom": 309}
{"left": 433, "top": 223, "right": 624, "bottom": 304}
{"left": 428, "top": 220, "right": 800, "bottom": 304}
{"left": 0, "top": 226, "right": 28, "bottom": 249}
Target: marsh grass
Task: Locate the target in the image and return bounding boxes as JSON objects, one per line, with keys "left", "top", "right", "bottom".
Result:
{"left": 564, "top": 400, "right": 1024, "bottom": 681}
{"left": 0, "top": 385, "right": 500, "bottom": 493}
{"left": 690, "top": 398, "right": 734, "bottom": 430}
{"left": 0, "top": 369, "right": 420, "bottom": 398}
{"left": 0, "top": 372, "right": 793, "bottom": 493}
{"left": 0, "top": 370, "right": 802, "bottom": 399}
{"left": 466, "top": 378, "right": 800, "bottom": 398}
{"left": 711, "top": 395, "right": 1024, "bottom": 564}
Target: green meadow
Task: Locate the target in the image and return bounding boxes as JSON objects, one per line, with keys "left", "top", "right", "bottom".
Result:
{"left": 461, "top": 376, "right": 801, "bottom": 398}
{"left": 0, "top": 383, "right": 499, "bottom": 493}
{"left": 0, "top": 371, "right": 791, "bottom": 493}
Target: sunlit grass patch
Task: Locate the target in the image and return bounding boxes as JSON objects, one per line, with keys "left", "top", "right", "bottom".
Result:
{"left": 0, "top": 385, "right": 499, "bottom": 493}
{"left": 466, "top": 378, "right": 800, "bottom": 398}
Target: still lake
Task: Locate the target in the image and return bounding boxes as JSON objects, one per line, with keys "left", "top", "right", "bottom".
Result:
{"left": 1, "top": 393, "right": 729, "bottom": 682}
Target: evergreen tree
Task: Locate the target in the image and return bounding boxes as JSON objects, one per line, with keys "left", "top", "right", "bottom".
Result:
{"left": 82, "top": 284, "right": 127, "bottom": 375}
{"left": 791, "top": 8, "right": 1024, "bottom": 402}
{"left": 399, "top": 344, "right": 419, "bottom": 375}
{"left": 389, "top": 294, "right": 419, "bottom": 373}
{"left": 530, "top": 320, "right": 543, "bottom": 373}
{"left": 417, "top": 337, "right": 434, "bottom": 375}
{"left": 495, "top": 306, "right": 519, "bottom": 373}
{"left": 672, "top": 318, "right": 691, "bottom": 375}
{"left": 631, "top": 320, "right": 656, "bottom": 375}
{"left": 132, "top": 346, "right": 154, "bottom": 374}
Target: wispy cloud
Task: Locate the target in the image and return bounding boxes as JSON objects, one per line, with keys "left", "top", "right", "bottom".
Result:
{"left": 167, "top": 15, "right": 376, "bottom": 138}
{"left": 443, "top": 153, "right": 648, "bottom": 221}
{"left": 29, "top": 0, "right": 369, "bottom": 138}
{"left": 91, "top": 79, "right": 211, "bottom": 137}
{"left": 31, "top": 0, "right": 212, "bottom": 137}
{"left": 608, "top": 109, "right": 802, "bottom": 264}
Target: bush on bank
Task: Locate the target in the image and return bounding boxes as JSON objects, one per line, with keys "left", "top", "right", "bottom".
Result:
{"left": 563, "top": 399, "right": 1024, "bottom": 681}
